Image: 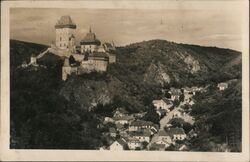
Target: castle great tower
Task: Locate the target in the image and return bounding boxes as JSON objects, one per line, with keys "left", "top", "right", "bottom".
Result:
{"left": 55, "top": 15, "right": 76, "bottom": 50}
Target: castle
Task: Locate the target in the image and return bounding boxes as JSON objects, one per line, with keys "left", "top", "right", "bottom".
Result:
{"left": 54, "top": 15, "right": 116, "bottom": 80}
{"left": 28, "top": 15, "right": 116, "bottom": 80}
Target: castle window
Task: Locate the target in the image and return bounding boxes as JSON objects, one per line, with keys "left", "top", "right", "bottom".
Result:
{"left": 60, "top": 37, "right": 62, "bottom": 41}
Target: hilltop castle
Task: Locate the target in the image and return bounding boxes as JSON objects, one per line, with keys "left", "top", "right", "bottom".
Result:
{"left": 28, "top": 15, "right": 116, "bottom": 80}
{"left": 54, "top": 15, "right": 116, "bottom": 80}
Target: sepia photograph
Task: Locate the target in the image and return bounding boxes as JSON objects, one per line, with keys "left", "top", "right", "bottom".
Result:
{"left": 1, "top": 0, "right": 249, "bottom": 161}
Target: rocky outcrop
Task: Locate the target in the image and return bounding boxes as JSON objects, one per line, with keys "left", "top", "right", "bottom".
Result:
{"left": 143, "top": 62, "right": 171, "bottom": 86}
{"left": 184, "top": 55, "right": 201, "bottom": 73}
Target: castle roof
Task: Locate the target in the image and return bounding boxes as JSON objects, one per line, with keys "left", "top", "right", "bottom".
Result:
{"left": 55, "top": 15, "right": 76, "bottom": 29}
{"left": 80, "top": 27, "right": 101, "bottom": 45}
{"left": 89, "top": 52, "right": 109, "bottom": 58}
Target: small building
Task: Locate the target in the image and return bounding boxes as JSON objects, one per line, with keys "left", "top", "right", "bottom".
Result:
{"left": 217, "top": 82, "right": 228, "bottom": 91}
{"left": 103, "top": 42, "right": 116, "bottom": 63}
{"left": 154, "top": 138, "right": 171, "bottom": 148}
{"left": 113, "top": 107, "right": 129, "bottom": 118}
{"left": 168, "top": 88, "right": 182, "bottom": 101}
{"left": 158, "top": 130, "right": 172, "bottom": 144}
{"left": 109, "top": 139, "right": 127, "bottom": 151}
{"left": 168, "top": 128, "right": 187, "bottom": 141}
{"left": 152, "top": 98, "right": 173, "bottom": 111}
{"left": 129, "top": 130, "right": 151, "bottom": 143}
{"left": 109, "top": 127, "right": 117, "bottom": 137}
{"left": 114, "top": 115, "right": 134, "bottom": 125}
{"left": 104, "top": 117, "right": 115, "bottom": 124}
{"left": 126, "top": 137, "right": 141, "bottom": 150}
{"left": 128, "top": 120, "right": 156, "bottom": 132}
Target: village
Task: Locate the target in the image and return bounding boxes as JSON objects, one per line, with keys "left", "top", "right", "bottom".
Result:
{"left": 99, "top": 83, "right": 229, "bottom": 151}
{"left": 17, "top": 15, "right": 232, "bottom": 151}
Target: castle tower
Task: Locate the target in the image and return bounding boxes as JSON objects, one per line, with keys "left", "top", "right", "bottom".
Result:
{"left": 80, "top": 27, "right": 101, "bottom": 53}
{"left": 55, "top": 15, "right": 77, "bottom": 50}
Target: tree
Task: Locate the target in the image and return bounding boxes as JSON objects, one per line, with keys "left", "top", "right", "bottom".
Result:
{"left": 142, "top": 108, "right": 160, "bottom": 124}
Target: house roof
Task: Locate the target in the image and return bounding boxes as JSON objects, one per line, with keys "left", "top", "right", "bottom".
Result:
{"left": 55, "top": 15, "right": 76, "bottom": 29}
{"left": 218, "top": 82, "right": 228, "bottom": 88}
{"left": 130, "top": 130, "right": 151, "bottom": 137}
{"left": 130, "top": 120, "right": 154, "bottom": 127}
{"left": 158, "top": 130, "right": 171, "bottom": 137}
{"left": 116, "top": 139, "right": 127, "bottom": 146}
{"left": 169, "top": 88, "right": 182, "bottom": 95}
{"left": 113, "top": 115, "right": 134, "bottom": 121}
{"left": 162, "top": 98, "right": 173, "bottom": 105}
{"left": 159, "top": 128, "right": 186, "bottom": 137}
{"left": 113, "top": 107, "right": 129, "bottom": 114}
{"left": 127, "top": 137, "right": 140, "bottom": 143}
{"left": 109, "top": 127, "right": 116, "bottom": 133}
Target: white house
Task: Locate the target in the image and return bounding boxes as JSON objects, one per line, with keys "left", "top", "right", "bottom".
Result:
{"left": 217, "top": 82, "right": 228, "bottom": 91}
{"left": 152, "top": 98, "right": 173, "bottom": 111}
{"left": 129, "top": 120, "right": 156, "bottom": 132}
{"left": 169, "top": 128, "right": 187, "bottom": 141}
{"left": 158, "top": 130, "right": 172, "bottom": 144}
{"left": 168, "top": 88, "right": 182, "bottom": 101}
{"left": 109, "top": 139, "right": 127, "bottom": 151}
{"left": 126, "top": 137, "right": 141, "bottom": 150}
{"left": 130, "top": 131, "right": 151, "bottom": 143}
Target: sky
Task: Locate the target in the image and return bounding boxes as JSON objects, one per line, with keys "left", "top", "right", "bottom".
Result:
{"left": 10, "top": 1, "right": 244, "bottom": 51}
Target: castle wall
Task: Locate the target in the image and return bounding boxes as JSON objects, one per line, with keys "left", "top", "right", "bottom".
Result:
{"left": 80, "top": 58, "right": 108, "bottom": 72}
{"left": 62, "top": 66, "right": 78, "bottom": 81}
{"left": 56, "top": 28, "right": 75, "bottom": 49}
{"left": 107, "top": 53, "right": 116, "bottom": 63}
{"left": 81, "top": 44, "right": 98, "bottom": 53}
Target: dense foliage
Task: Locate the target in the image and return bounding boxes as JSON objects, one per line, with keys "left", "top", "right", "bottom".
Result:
{"left": 189, "top": 81, "right": 242, "bottom": 151}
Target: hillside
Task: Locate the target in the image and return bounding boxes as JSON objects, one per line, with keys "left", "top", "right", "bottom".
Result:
{"left": 10, "top": 39, "right": 242, "bottom": 150}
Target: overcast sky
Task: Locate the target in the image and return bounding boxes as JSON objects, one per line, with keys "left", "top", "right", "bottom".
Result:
{"left": 10, "top": 2, "right": 244, "bottom": 51}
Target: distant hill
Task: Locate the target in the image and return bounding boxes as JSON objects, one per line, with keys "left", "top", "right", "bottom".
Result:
{"left": 10, "top": 40, "right": 48, "bottom": 67}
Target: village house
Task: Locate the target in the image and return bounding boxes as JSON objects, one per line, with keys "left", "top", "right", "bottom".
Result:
{"left": 109, "top": 127, "right": 117, "bottom": 137}
{"left": 168, "top": 128, "right": 187, "bottom": 141}
{"left": 109, "top": 139, "right": 127, "bottom": 151}
{"left": 114, "top": 115, "right": 134, "bottom": 125}
{"left": 154, "top": 138, "right": 171, "bottom": 148}
{"left": 158, "top": 130, "right": 173, "bottom": 144}
{"left": 168, "top": 88, "right": 182, "bottom": 101}
{"left": 128, "top": 120, "right": 157, "bottom": 132}
{"left": 152, "top": 98, "right": 173, "bottom": 112}
{"left": 129, "top": 130, "right": 151, "bottom": 143}
{"left": 125, "top": 137, "right": 141, "bottom": 150}
{"left": 104, "top": 117, "right": 115, "bottom": 124}
{"left": 113, "top": 107, "right": 129, "bottom": 118}
{"left": 217, "top": 82, "right": 228, "bottom": 91}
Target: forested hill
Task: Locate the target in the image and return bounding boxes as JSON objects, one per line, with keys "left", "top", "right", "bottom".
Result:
{"left": 10, "top": 39, "right": 242, "bottom": 150}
